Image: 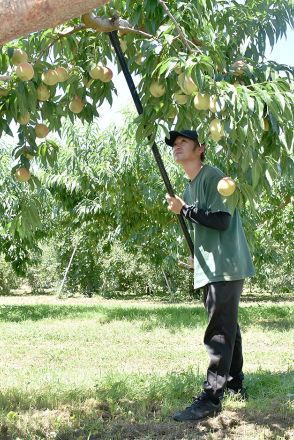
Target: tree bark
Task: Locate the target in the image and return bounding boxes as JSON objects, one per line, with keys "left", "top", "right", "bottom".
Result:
{"left": 0, "top": 0, "right": 110, "bottom": 46}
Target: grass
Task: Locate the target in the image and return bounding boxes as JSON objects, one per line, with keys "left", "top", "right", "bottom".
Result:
{"left": 0, "top": 293, "right": 293, "bottom": 439}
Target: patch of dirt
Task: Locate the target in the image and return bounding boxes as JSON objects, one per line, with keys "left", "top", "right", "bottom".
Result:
{"left": 86, "top": 408, "right": 293, "bottom": 440}
{"left": 97, "top": 420, "right": 210, "bottom": 440}
{"left": 86, "top": 411, "right": 239, "bottom": 439}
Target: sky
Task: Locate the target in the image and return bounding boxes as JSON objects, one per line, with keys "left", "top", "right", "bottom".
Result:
{"left": 97, "top": 27, "right": 294, "bottom": 130}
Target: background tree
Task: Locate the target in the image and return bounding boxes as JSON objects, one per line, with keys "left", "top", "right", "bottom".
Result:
{"left": 36, "top": 116, "right": 191, "bottom": 296}
{"left": 1, "top": 113, "right": 292, "bottom": 296}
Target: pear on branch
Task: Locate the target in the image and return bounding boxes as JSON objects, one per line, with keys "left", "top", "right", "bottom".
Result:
{"left": 217, "top": 177, "right": 236, "bottom": 197}
{"left": 16, "top": 62, "right": 34, "bottom": 81}
{"left": 15, "top": 167, "right": 31, "bottom": 182}
{"left": 17, "top": 112, "right": 31, "bottom": 125}
{"left": 177, "top": 73, "right": 198, "bottom": 95}
{"left": 69, "top": 96, "right": 85, "bottom": 114}
{"left": 194, "top": 93, "right": 210, "bottom": 110}
{"left": 42, "top": 69, "right": 59, "bottom": 86}
{"left": 37, "top": 84, "right": 50, "bottom": 101}
{"left": 150, "top": 81, "right": 165, "bottom": 98}
{"left": 173, "top": 91, "right": 188, "bottom": 105}
{"left": 55, "top": 66, "right": 68, "bottom": 82}
{"left": 35, "top": 123, "right": 49, "bottom": 138}
{"left": 11, "top": 48, "right": 28, "bottom": 65}
{"left": 209, "top": 118, "right": 224, "bottom": 142}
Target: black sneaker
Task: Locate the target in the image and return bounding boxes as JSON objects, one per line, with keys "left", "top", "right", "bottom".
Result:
{"left": 226, "top": 386, "right": 248, "bottom": 400}
{"left": 172, "top": 391, "right": 221, "bottom": 422}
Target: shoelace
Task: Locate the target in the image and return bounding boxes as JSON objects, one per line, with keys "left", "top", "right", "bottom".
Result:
{"left": 187, "top": 391, "right": 209, "bottom": 409}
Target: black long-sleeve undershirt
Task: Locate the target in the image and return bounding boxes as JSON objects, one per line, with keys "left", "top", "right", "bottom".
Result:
{"left": 181, "top": 205, "right": 231, "bottom": 231}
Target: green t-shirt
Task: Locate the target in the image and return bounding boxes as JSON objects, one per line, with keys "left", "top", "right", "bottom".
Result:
{"left": 183, "top": 164, "right": 255, "bottom": 289}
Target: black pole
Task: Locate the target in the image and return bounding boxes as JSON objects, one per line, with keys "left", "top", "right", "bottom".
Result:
{"left": 108, "top": 31, "right": 194, "bottom": 256}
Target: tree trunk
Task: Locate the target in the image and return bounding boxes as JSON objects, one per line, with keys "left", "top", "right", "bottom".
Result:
{"left": 0, "top": 0, "right": 110, "bottom": 46}
{"left": 58, "top": 242, "right": 78, "bottom": 298}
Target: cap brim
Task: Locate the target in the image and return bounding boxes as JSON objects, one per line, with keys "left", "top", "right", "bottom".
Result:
{"left": 165, "top": 131, "right": 183, "bottom": 147}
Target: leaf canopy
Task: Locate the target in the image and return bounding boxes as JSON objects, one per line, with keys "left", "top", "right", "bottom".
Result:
{"left": 0, "top": 0, "right": 293, "bottom": 241}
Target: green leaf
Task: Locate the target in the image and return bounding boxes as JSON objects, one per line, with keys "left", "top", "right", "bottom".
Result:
{"left": 252, "top": 159, "right": 263, "bottom": 189}
{"left": 224, "top": 188, "right": 240, "bottom": 214}
{"left": 240, "top": 182, "right": 255, "bottom": 208}
{"left": 241, "top": 148, "right": 251, "bottom": 174}
{"left": 191, "top": 64, "right": 204, "bottom": 90}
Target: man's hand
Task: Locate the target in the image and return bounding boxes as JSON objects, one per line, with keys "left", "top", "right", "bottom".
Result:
{"left": 178, "top": 256, "right": 194, "bottom": 271}
{"left": 166, "top": 194, "right": 186, "bottom": 214}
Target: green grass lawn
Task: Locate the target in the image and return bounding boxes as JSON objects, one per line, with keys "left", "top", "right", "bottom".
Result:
{"left": 0, "top": 294, "right": 293, "bottom": 439}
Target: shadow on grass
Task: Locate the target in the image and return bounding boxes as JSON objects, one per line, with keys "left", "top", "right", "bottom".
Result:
{"left": 0, "top": 303, "right": 293, "bottom": 331}
{"left": 0, "top": 304, "right": 95, "bottom": 323}
{"left": 241, "top": 292, "right": 294, "bottom": 303}
{"left": 0, "top": 369, "right": 293, "bottom": 440}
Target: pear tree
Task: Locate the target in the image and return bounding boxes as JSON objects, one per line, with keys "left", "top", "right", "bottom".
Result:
{"left": 0, "top": 0, "right": 293, "bottom": 228}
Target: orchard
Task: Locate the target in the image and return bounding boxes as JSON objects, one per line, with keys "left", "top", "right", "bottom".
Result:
{"left": 0, "top": 0, "right": 293, "bottom": 242}
{"left": 0, "top": 4, "right": 294, "bottom": 437}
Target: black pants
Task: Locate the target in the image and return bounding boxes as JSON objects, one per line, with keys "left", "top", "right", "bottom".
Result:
{"left": 202, "top": 279, "right": 244, "bottom": 399}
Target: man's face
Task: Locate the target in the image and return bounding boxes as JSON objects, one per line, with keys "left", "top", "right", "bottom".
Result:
{"left": 172, "top": 136, "right": 200, "bottom": 163}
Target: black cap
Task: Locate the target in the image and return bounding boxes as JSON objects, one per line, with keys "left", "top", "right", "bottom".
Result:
{"left": 165, "top": 130, "right": 198, "bottom": 147}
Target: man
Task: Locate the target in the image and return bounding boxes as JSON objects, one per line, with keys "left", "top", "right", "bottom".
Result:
{"left": 165, "top": 130, "right": 255, "bottom": 422}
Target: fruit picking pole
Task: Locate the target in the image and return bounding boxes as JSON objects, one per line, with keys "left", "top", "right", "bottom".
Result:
{"left": 108, "top": 31, "right": 194, "bottom": 256}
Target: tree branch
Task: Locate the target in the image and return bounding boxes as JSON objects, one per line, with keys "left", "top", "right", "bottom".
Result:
{"left": 57, "top": 24, "right": 86, "bottom": 36}
{"left": 157, "top": 0, "right": 195, "bottom": 53}
{"left": 0, "top": 0, "right": 111, "bottom": 46}
{"left": 36, "top": 24, "right": 86, "bottom": 60}
{"left": 33, "top": 11, "right": 155, "bottom": 62}
{"left": 0, "top": 76, "right": 11, "bottom": 82}
{"left": 81, "top": 12, "right": 154, "bottom": 39}
{"left": 115, "top": 25, "right": 155, "bottom": 39}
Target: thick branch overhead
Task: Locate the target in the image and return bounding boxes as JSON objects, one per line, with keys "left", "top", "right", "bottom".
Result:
{"left": 0, "top": 0, "right": 110, "bottom": 45}
{"left": 81, "top": 12, "right": 154, "bottom": 38}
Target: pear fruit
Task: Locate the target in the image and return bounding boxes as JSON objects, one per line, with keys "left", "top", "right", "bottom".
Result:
{"left": 17, "top": 112, "right": 30, "bottom": 125}
{"left": 42, "top": 69, "right": 59, "bottom": 86}
{"left": 37, "top": 84, "right": 50, "bottom": 101}
{"left": 173, "top": 91, "right": 188, "bottom": 105}
{"left": 209, "top": 118, "right": 224, "bottom": 141}
{"left": 150, "top": 81, "right": 165, "bottom": 98}
{"left": 35, "top": 123, "right": 49, "bottom": 138}
{"left": 100, "top": 67, "right": 113, "bottom": 82}
{"left": 217, "top": 177, "right": 236, "bottom": 197}
{"left": 15, "top": 167, "right": 31, "bottom": 182}
{"left": 209, "top": 96, "right": 217, "bottom": 113}
{"left": 69, "top": 96, "right": 85, "bottom": 114}
{"left": 178, "top": 73, "right": 198, "bottom": 95}
{"left": 193, "top": 93, "right": 210, "bottom": 110}
{"left": 16, "top": 62, "right": 34, "bottom": 81}
{"left": 89, "top": 64, "right": 104, "bottom": 80}
{"left": 11, "top": 49, "right": 28, "bottom": 65}
{"left": 55, "top": 66, "right": 68, "bottom": 82}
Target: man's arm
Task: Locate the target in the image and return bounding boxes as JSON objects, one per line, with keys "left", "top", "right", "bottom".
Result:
{"left": 166, "top": 194, "right": 231, "bottom": 231}
{"left": 181, "top": 205, "right": 231, "bottom": 231}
